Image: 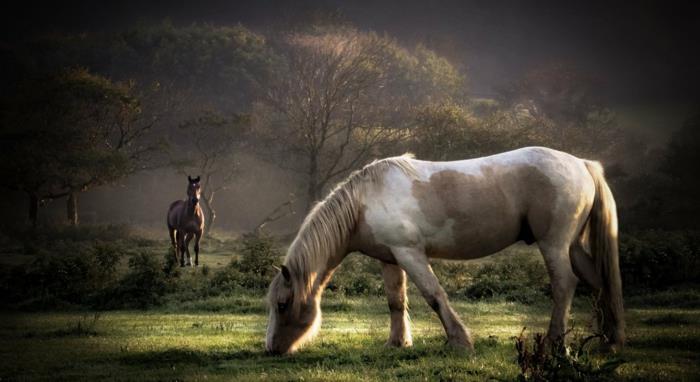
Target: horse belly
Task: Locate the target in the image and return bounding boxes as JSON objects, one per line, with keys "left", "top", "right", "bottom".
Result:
{"left": 423, "top": 216, "right": 521, "bottom": 259}
{"left": 411, "top": 167, "right": 524, "bottom": 260}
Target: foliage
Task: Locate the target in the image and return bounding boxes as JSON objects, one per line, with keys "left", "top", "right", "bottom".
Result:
{"left": 328, "top": 255, "right": 384, "bottom": 296}
{"left": 0, "top": 68, "right": 150, "bottom": 224}
{"left": 2, "top": 240, "right": 124, "bottom": 309}
{"left": 619, "top": 230, "right": 700, "bottom": 290}
{"left": 234, "top": 232, "right": 283, "bottom": 290}
{"left": 514, "top": 328, "right": 624, "bottom": 382}
{"left": 462, "top": 254, "right": 550, "bottom": 304}
{"left": 208, "top": 232, "right": 283, "bottom": 294}
{"left": 99, "top": 252, "right": 173, "bottom": 309}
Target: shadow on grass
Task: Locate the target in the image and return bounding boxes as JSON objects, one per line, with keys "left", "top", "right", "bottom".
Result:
{"left": 118, "top": 348, "right": 264, "bottom": 366}
{"left": 628, "top": 336, "right": 700, "bottom": 351}
{"left": 641, "top": 313, "right": 697, "bottom": 326}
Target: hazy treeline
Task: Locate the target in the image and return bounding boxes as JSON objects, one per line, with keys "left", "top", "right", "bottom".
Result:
{"left": 0, "top": 20, "right": 697, "bottom": 232}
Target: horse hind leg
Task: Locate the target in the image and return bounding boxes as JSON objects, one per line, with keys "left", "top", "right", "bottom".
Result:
{"left": 539, "top": 240, "right": 579, "bottom": 343}
{"left": 169, "top": 228, "right": 178, "bottom": 263}
{"left": 381, "top": 262, "right": 412, "bottom": 347}
{"left": 391, "top": 246, "right": 473, "bottom": 351}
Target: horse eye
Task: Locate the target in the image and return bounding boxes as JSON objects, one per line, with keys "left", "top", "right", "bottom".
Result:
{"left": 277, "top": 302, "right": 287, "bottom": 313}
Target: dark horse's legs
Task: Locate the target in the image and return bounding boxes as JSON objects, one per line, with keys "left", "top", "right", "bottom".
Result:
{"left": 184, "top": 233, "right": 194, "bottom": 267}
{"left": 176, "top": 231, "right": 186, "bottom": 267}
{"left": 194, "top": 231, "right": 202, "bottom": 267}
{"left": 169, "top": 228, "right": 178, "bottom": 264}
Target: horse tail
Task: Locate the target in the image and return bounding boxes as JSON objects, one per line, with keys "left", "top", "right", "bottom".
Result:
{"left": 584, "top": 160, "right": 625, "bottom": 347}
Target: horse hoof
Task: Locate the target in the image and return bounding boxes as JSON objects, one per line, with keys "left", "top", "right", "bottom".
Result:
{"left": 446, "top": 338, "right": 474, "bottom": 352}
{"left": 385, "top": 338, "right": 413, "bottom": 348}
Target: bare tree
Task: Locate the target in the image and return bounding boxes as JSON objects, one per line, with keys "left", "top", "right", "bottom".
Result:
{"left": 259, "top": 31, "right": 407, "bottom": 210}
{"left": 173, "top": 111, "right": 249, "bottom": 236}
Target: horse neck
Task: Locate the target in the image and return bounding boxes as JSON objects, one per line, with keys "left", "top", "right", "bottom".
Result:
{"left": 184, "top": 196, "right": 197, "bottom": 216}
{"left": 290, "top": 238, "right": 349, "bottom": 306}
{"left": 311, "top": 248, "right": 346, "bottom": 301}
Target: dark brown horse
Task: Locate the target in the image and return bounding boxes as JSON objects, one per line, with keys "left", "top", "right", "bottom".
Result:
{"left": 167, "top": 176, "right": 205, "bottom": 267}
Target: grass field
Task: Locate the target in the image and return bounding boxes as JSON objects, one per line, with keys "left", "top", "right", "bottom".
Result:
{"left": 2, "top": 293, "right": 699, "bottom": 381}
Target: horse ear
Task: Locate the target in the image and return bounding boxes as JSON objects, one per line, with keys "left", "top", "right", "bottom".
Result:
{"left": 281, "top": 265, "right": 291, "bottom": 282}
{"left": 195, "top": 176, "right": 201, "bottom": 183}
{"left": 188, "top": 175, "right": 193, "bottom": 183}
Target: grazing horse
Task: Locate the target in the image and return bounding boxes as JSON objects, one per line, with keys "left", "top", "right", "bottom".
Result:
{"left": 167, "top": 176, "right": 205, "bottom": 267}
{"left": 265, "top": 147, "right": 625, "bottom": 355}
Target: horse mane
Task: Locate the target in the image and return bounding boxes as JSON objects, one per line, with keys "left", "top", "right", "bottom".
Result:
{"left": 284, "top": 154, "right": 417, "bottom": 310}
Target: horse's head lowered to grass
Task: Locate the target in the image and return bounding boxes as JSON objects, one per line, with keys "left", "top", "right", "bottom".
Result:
{"left": 265, "top": 156, "right": 416, "bottom": 355}
{"left": 265, "top": 264, "right": 321, "bottom": 355}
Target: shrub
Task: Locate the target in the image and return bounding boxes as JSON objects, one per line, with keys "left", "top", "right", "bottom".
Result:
{"left": 3, "top": 241, "right": 124, "bottom": 309}
{"left": 210, "top": 263, "right": 246, "bottom": 294}
{"left": 463, "top": 255, "right": 549, "bottom": 304}
{"left": 431, "top": 260, "right": 473, "bottom": 295}
{"left": 235, "top": 232, "right": 283, "bottom": 291}
{"left": 619, "top": 230, "right": 700, "bottom": 290}
{"left": 327, "top": 255, "right": 384, "bottom": 296}
{"left": 208, "top": 232, "right": 282, "bottom": 294}
{"left": 96, "top": 251, "right": 172, "bottom": 309}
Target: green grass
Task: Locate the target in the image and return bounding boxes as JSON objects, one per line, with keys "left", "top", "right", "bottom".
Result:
{"left": 1, "top": 295, "right": 699, "bottom": 381}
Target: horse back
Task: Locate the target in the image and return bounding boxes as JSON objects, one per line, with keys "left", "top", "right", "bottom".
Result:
{"left": 358, "top": 147, "right": 595, "bottom": 260}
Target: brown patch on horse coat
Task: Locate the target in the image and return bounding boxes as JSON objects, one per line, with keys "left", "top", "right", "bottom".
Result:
{"left": 411, "top": 166, "right": 556, "bottom": 258}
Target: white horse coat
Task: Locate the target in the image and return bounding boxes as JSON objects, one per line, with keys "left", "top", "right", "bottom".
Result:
{"left": 266, "top": 147, "right": 624, "bottom": 355}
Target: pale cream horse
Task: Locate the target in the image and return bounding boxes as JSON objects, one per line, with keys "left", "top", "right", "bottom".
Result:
{"left": 266, "top": 147, "right": 624, "bottom": 355}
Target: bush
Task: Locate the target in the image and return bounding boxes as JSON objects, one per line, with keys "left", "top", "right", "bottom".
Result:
{"left": 619, "top": 230, "right": 700, "bottom": 291}
{"left": 463, "top": 255, "right": 549, "bottom": 304}
{"left": 2, "top": 241, "right": 124, "bottom": 309}
{"left": 96, "top": 251, "right": 172, "bottom": 309}
{"left": 328, "top": 255, "right": 384, "bottom": 296}
{"left": 431, "top": 260, "right": 472, "bottom": 295}
{"left": 208, "top": 232, "right": 282, "bottom": 294}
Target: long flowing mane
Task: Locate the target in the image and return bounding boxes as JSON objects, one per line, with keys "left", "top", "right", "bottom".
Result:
{"left": 284, "top": 154, "right": 417, "bottom": 306}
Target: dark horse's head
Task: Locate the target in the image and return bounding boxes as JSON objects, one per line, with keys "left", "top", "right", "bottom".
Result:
{"left": 187, "top": 175, "right": 201, "bottom": 206}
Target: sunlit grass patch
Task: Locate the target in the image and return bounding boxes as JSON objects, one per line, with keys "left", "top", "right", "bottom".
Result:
{"left": 1, "top": 297, "right": 700, "bottom": 381}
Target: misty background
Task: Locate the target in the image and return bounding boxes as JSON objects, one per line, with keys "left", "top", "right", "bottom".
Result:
{"left": 1, "top": 0, "right": 699, "bottom": 234}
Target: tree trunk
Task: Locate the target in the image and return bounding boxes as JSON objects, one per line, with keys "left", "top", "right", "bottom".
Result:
{"left": 67, "top": 191, "right": 79, "bottom": 225}
{"left": 201, "top": 195, "right": 216, "bottom": 237}
{"left": 306, "top": 155, "right": 321, "bottom": 212}
{"left": 28, "top": 193, "right": 39, "bottom": 227}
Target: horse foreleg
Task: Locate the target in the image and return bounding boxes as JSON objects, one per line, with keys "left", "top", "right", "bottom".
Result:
{"left": 540, "top": 241, "right": 579, "bottom": 343}
{"left": 194, "top": 231, "right": 202, "bottom": 267}
{"left": 184, "top": 233, "right": 194, "bottom": 267}
{"left": 391, "top": 246, "right": 473, "bottom": 350}
{"left": 381, "top": 262, "right": 412, "bottom": 347}
{"left": 176, "top": 231, "right": 186, "bottom": 267}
